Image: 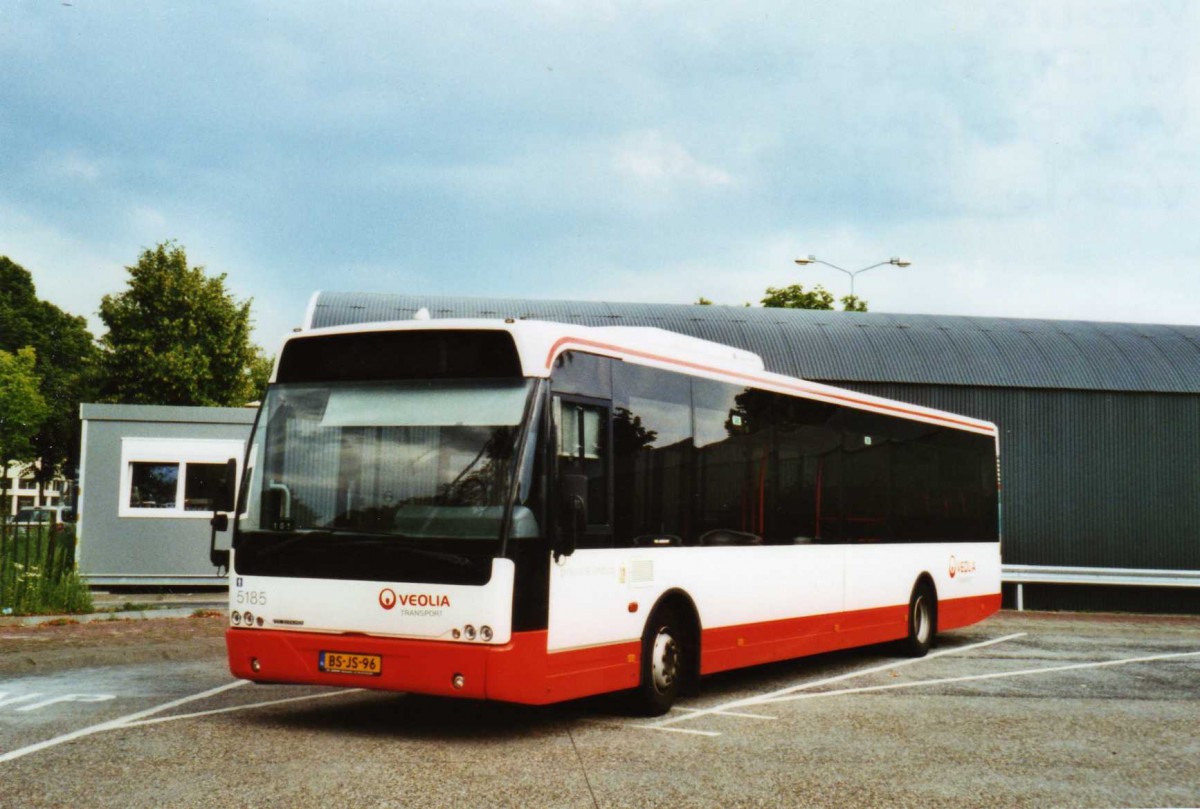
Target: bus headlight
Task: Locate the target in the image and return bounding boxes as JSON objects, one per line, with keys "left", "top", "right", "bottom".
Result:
{"left": 464, "top": 625, "right": 476, "bottom": 641}
{"left": 480, "top": 626, "right": 493, "bottom": 642}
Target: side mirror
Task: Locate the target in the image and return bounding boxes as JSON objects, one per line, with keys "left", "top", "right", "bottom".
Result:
{"left": 556, "top": 474, "right": 588, "bottom": 560}
{"left": 214, "top": 458, "right": 237, "bottom": 513}
{"left": 209, "top": 457, "right": 238, "bottom": 572}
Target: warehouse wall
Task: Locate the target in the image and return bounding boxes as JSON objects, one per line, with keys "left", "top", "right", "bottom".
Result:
{"left": 840, "top": 383, "right": 1200, "bottom": 613}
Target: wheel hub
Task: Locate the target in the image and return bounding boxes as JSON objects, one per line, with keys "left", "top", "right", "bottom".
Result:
{"left": 651, "top": 629, "right": 679, "bottom": 692}
{"left": 914, "top": 596, "right": 931, "bottom": 644}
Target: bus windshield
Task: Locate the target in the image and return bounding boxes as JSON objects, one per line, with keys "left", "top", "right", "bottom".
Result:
{"left": 238, "top": 379, "right": 534, "bottom": 545}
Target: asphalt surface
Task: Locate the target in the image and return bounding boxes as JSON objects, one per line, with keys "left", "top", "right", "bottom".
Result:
{"left": 0, "top": 610, "right": 1197, "bottom": 808}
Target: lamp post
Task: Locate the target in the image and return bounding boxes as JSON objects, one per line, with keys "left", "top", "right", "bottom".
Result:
{"left": 793, "top": 255, "right": 911, "bottom": 299}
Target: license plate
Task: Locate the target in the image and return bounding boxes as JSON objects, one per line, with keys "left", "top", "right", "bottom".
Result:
{"left": 319, "top": 651, "right": 382, "bottom": 676}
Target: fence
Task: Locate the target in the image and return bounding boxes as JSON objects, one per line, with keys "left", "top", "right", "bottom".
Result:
{"left": 0, "top": 522, "right": 88, "bottom": 615}
{"left": 1002, "top": 564, "right": 1200, "bottom": 611}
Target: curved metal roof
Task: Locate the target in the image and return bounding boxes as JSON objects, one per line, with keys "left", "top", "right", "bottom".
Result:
{"left": 306, "top": 291, "right": 1200, "bottom": 393}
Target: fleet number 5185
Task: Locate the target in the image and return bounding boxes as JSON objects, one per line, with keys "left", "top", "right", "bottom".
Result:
{"left": 236, "top": 590, "right": 266, "bottom": 606}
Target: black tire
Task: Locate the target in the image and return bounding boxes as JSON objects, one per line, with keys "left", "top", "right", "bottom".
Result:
{"left": 900, "top": 582, "right": 936, "bottom": 657}
{"left": 631, "top": 608, "right": 686, "bottom": 716}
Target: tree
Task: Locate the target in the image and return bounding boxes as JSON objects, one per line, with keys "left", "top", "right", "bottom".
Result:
{"left": 244, "top": 348, "right": 274, "bottom": 404}
{"left": 760, "top": 284, "right": 869, "bottom": 312}
{"left": 0, "top": 258, "right": 41, "bottom": 351}
{"left": 0, "top": 257, "right": 100, "bottom": 492}
{"left": 0, "top": 347, "right": 49, "bottom": 511}
{"left": 99, "top": 242, "right": 262, "bottom": 406}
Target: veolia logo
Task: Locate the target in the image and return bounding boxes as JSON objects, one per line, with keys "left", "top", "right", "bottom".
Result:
{"left": 398, "top": 593, "right": 451, "bottom": 607}
{"left": 379, "top": 588, "right": 397, "bottom": 610}
{"left": 948, "top": 556, "right": 977, "bottom": 579}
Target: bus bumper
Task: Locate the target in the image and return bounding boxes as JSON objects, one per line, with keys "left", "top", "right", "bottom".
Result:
{"left": 225, "top": 627, "right": 640, "bottom": 705}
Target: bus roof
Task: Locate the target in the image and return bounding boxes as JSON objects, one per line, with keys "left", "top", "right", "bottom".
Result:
{"left": 280, "top": 317, "right": 998, "bottom": 437}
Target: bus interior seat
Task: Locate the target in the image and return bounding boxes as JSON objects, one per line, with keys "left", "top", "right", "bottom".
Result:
{"left": 633, "top": 534, "right": 682, "bottom": 547}
{"left": 698, "top": 529, "right": 762, "bottom": 546}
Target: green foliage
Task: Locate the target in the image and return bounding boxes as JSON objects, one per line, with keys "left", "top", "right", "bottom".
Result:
{"left": 0, "top": 524, "right": 92, "bottom": 616}
{"left": 0, "top": 257, "right": 41, "bottom": 350}
{"left": 761, "top": 283, "right": 835, "bottom": 310}
{"left": 99, "top": 241, "right": 262, "bottom": 406}
{"left": 244, "top": 348, "right": 274, "bottom": 404}
{"left": 695, "top": 296, "right": 713, "bottom": 305}
{"left": 760, "top": 283, "right": 869, "bottom": 312}
{"left": 0, "top": 347, "right": 49, "bottom": 500}
{"left": 840, "top": 294, "right": 868, "bottom": 313}
{"left": 0, "top": 256, "right": 99, "bottom": 485}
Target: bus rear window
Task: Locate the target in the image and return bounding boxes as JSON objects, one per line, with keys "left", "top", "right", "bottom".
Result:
{"left": 277, "top": 330, "right": 522, "bottom": 384}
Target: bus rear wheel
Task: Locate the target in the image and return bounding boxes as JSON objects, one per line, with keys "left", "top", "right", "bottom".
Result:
{"left": 900, "top": 582, "right": 936, "bottom": 657}
{"left": 632, "top": 608, "right": 685, "bottom": 716}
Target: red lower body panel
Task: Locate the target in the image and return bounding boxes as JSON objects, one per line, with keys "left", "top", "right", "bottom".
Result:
{"left": 226, "top": 593, "right": 999, "bottom": 705}
{"left": 939, "top": 592, "right": 1001, "bottom": 631}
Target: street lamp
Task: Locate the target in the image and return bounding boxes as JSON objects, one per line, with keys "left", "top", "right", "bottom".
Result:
{"left": 793, "top": 255, "right": 911, "bottom": 298}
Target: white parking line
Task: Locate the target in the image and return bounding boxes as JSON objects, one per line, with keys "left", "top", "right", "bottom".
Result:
{"left": 761, "top": 649, "right": 1200, "bottom": 705}
{"left": 122, "top": 688, "right": 365, "bottom": 728}
{"left": 0, "top": 680, "right": 370, "bottom": 764}
{"left": 673, "top": 707, "right": 776, "bottom": 721}
{"left": 633, "top": 725, "right": 722, "bottom": 737}
{"left": 647, "top": 632, "right": 1026, "bottom": 731}
{"left": 0, "top": 680, "right": 249, "bottom": 764}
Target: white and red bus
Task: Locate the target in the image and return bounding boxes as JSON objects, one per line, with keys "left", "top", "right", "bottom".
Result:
{"left": 223, "top": 317, "right": 1000, "bottom": 714}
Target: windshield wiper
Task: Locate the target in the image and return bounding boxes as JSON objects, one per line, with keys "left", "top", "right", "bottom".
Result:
{"left": 250, "top": 531, "right": 472, "bottom": 566}
{"left": 330, "top": 536, "right": 473, "bottom": 567}
{"left": 252, "top": 530, "right": 339, "bottom": 560}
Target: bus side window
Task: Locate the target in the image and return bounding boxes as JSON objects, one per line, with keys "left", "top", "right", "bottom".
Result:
{"left": 612, "top": 362, "right": 693, "bottom": 549}
{"left": 554, "top": 397, "right": 611, "bottom": 542}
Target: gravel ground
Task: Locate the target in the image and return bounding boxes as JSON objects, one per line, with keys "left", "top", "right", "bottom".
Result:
{"left": 1, "top": 610, "right": 1197, "bottom": 808}
{"left": 0, "top": 613, "right": 226, "bottom": 675}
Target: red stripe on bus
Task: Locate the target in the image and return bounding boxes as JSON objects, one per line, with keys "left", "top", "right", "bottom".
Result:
{"left": 225, "top": 593, "right": 999, "bottom": 706}
{"left": 543, "top": 336, "right": 995, "bottom": 434}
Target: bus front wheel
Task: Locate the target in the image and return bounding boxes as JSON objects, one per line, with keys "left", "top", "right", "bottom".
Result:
{"left": 632, "top": 608, "right": 685, "bottom": 716}
{"left": 900, "top": 582, "right": 936, "bottom": 657}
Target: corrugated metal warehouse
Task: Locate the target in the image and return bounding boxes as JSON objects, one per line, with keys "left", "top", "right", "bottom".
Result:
{"left": 306, "top": 291, "right": 1200, "bottom": 613}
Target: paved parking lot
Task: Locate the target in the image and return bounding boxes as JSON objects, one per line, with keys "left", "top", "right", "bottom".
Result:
{"left": 1, "top": 610, "right": 1197, "bottom": 808}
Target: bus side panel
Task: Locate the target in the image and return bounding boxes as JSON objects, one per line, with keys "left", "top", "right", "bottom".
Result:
{"left": 484, "top": 630, "right": 640, "bottom": 705}
{"left": 698, "top": 604, "right": 905, "bottom": 675}
{"left": 842, "top": 542, "right": 1001, "bottom": 616}
{"left": 545, "top": 542, "right": 1001, "bottom": 680}
{"left": 546, "top": 546, "right": 846, "bottom": 655}
{"left": 939, "top": 593, "right": 1002, "bottom": 631}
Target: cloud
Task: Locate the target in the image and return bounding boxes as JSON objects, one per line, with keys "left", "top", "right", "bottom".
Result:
{"left": 44, "top": 150, "right": 106, "bottom": 183}
{"left": 0, "top": 205, "right": 125, "bottom": 334}
{"left": 3, "top": 0, "right": 1200, "bottom": 339}
{"left": 612, "top": 131, "right": 735, "bottom": 189}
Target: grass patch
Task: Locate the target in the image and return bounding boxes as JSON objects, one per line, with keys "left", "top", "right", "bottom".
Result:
{"left": 119, "top": 601, "right": 154, "bottom": 612}
{"left": 0, "top": 524, "right": 94, "bottom": 616}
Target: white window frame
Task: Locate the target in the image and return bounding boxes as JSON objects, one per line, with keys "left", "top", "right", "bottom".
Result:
{"left": 118, "top": 437, "right": 244, "bottom": 519}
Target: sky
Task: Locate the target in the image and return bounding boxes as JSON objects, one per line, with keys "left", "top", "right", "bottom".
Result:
{"left": 3, "top": 2, "right": 1199, "bottom": 351}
